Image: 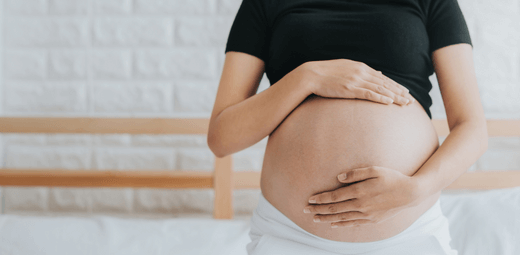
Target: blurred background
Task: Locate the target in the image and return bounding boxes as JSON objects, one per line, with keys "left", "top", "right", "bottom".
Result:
{"left": 0, "top": 0, "right": 518, "bottom": 218}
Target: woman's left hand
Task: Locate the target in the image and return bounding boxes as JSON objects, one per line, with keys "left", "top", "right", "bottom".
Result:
{"left": 303, "top": 166, "right": 423, "bottom": 228}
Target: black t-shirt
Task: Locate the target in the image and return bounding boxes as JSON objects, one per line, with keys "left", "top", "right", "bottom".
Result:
{"left": 224, "top": 0, "right": 473, "bottom": 119}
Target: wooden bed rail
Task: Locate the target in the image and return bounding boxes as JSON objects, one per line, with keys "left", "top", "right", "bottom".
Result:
{"left": 0, "top": 117, "right": 519, "bottom": 219}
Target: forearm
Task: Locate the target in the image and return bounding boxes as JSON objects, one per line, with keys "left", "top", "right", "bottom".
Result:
{"left": 412, "top": 120, "right": 488, "bottom": 199}
{"left": 208, "top": 64, "right": 313, "bottom": 158}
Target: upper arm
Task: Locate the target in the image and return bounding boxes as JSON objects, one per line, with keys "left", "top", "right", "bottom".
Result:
{"left": 425, "top": 0, "right": 484, "bottom": 128}
{"left": 209, "top": 51, "right": 265, "bottom": 124}
{"left": 210, "top": 0, "right": 270, "bottom": 125}
{"left": 432, "top": 43, "right": 485, "bottom": 129}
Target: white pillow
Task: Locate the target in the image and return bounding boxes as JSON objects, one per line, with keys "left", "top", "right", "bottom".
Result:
{"left": 440, "top": 186, "right": 520, "bottom": 255}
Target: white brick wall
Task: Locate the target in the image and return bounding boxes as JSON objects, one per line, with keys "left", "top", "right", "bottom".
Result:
{"left": 0, "top": 0, "right": 519, "bottom": 217}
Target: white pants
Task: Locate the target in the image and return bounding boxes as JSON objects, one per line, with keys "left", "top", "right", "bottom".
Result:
{"left": 247, "top": 193, "right": 458, "bottom": 255}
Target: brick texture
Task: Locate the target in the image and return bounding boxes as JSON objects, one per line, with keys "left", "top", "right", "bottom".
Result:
{"left": 1, "top": 0, "right": 519, "bottom": 217}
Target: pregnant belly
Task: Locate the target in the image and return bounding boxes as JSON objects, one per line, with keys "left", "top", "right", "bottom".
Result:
{"left": 260, "top": 94, "right": 441, "bottom": 242}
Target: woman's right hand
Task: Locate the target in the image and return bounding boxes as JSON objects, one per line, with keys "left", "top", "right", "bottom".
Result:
{"left": 301, "top": 59, "right": 415, "bottom": 105}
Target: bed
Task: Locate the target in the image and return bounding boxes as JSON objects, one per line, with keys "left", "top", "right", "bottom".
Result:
{"left": 0, "top": 117, "right": 519, "bottom": 255}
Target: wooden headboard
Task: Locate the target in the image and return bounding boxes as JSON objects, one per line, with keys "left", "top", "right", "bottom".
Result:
{"left": 0, "top": 117, "right": 519, "bottom": 219}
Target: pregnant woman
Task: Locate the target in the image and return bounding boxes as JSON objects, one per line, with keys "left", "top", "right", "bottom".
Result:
{"left": 208, "top": 0, "right": 488, "bottom": 254}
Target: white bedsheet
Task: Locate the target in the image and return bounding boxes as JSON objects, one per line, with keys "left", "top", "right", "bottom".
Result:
{"left": 440, "top": 186, "right": 520, "bottom": 255}
{"left": 0, "top": 187, "right": 519, "bottom": 255}
{"left": 0, "top": 216, "right": 251, "bottom": 255}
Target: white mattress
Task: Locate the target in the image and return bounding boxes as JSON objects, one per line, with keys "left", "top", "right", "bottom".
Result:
{"left": 1, "top": 187, "right": 519, "bottom": 255}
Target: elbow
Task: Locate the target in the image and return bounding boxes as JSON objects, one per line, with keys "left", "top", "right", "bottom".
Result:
{"left": 207, "top": 122, "right": 231, "bottom": 158}
{"left": 208, "top": 135, "right": 228, "bottom": 158}
{"left": 454, "top": 118, "right": 488, "bottom": 155}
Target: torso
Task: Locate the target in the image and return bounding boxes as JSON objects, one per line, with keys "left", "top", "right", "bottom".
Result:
{"left": 260, "top": 94, "right": 441, "bottom": 242}
{"left": 262, "top": 0, "right": 438, "bottom": 118}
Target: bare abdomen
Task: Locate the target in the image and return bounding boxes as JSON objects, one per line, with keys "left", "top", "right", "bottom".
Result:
{"left": 260, "top": 94, "right": 441, "bottom": 242}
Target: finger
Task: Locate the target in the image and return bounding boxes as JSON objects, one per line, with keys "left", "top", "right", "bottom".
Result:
{"left": 350, "top": 87, "right": 394, "bottom": 105}
{"left": 364, "top": 68, "right": 415, "bottom": 105}
{"left": 308, "top": 184, "right": 365, "bottom": 204}
{"left": 368, "top": 70, "right": 397, "bottom": 94}
{"left": 379, "top": 73, "right": 409, "bottom": 95}
{"left": 305, "top": 199, "right": 361, "bottom": 214}
{"left": 313, "top": 211, "right": 365, "bottom": 223}
{"left": 337, "top": 166, "right": 381, "bottom": 183}
{"left": 331, "top": 219, "right": 373, "bottom": 228}
{"left": 360, "top": 80, "right": 409, "bottom": 106}
{"left": 365, "top": 70, "right": 407, "bottom": 97}
{"left": 365, "top": 69, "right": 385, "bottom": 85}
{"left": 381, "top": 75, "right": 416, "bottom": 104}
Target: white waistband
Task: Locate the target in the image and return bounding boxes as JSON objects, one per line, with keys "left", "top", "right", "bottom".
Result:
{"left": 248, "top": 192, "right": 451, "bottom": 255}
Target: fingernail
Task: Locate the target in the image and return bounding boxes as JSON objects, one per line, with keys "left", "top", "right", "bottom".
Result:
{"left": 337, "top": 173, "right": 347, "bottom": 181}
{"left": 309, "top": 198, "right": 316, "bottom": 203}
{"left": 313, "top": 217, "right": 320, "bottom": 222}
{"left": 331, "top": 224, "right": 338, "bottom": 228}
{"left": 304, "top": 208, "right": 311, "bottom": 213}
{"left": 403, "top": 98, "right": 409, "bottom": 104}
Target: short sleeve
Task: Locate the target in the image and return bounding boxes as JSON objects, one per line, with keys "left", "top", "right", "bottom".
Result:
{"left": 426, "top": 0, "right": 473, "bottom": 56}
{"left": 224, "top": 0, "right": 270, "bottom": 62}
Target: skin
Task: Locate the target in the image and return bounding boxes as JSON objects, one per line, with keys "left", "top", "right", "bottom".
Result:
{"left": 305, "top": 43, "right": 488, "bottom": 228}
{"left": 208, "top": 43, "right": 487, "bottom": 242}
{"left": 258, "top": 93, "right": 441, "bottom": 241}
